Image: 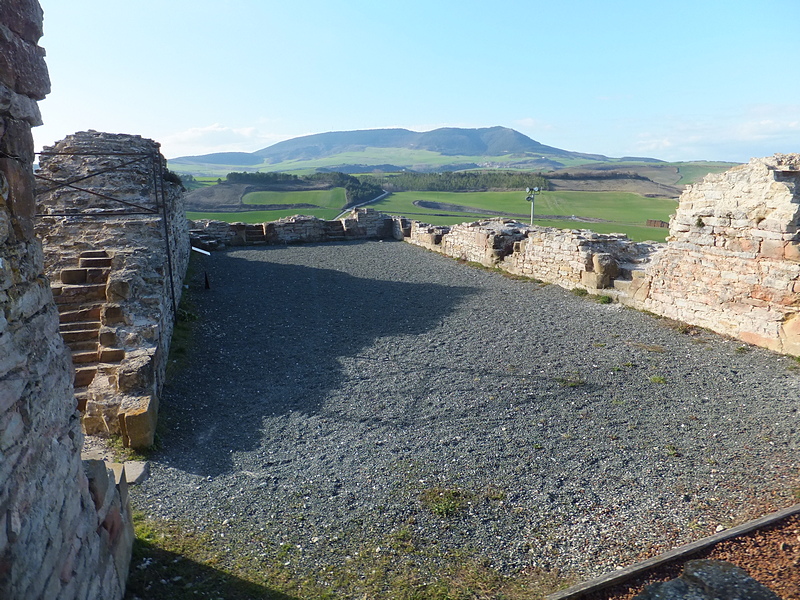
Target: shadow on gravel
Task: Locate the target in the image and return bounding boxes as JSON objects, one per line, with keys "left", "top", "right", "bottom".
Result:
{"left": 159, "top": 244, "right": 477, "bottom": 477}
{"left": 126, "top": 539, "right": 298, "bottom": 600}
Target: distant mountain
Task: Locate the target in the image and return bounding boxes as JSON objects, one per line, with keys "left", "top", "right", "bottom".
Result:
{"left": 250, "top": 126, "right": 577, "bottom": 162}
{"left": 168, "top": 126, "right": 664, "bottom": 175}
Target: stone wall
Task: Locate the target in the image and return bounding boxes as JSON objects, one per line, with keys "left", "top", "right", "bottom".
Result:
{"left": 406, "top": 156, "right": 800, "bottom": 355}
{"left": 35, "top": 131, "right": 190, "bottom": 448}
{"left": 636, "top": 155, "right": 800, "bottom": 355}
{"left": 0, "top": 3, "right": 133, "bottom": 599}
{"left": 190, "top": 207, "right": 407, "bottom": 249}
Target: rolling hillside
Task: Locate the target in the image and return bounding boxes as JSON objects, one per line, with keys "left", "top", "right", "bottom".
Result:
{"left": 169, "top": 126, "right": 670, "bottom": 175}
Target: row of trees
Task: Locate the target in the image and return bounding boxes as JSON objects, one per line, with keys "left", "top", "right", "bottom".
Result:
{"left": 224, "top": 171, "right": 383, "bottom": 206}
{"left": 362, "top": 170, "right": 549, "bottom": 193}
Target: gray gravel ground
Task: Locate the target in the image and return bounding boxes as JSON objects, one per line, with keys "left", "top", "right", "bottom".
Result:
{"left": 131, "top": 239, "right": 800, "bottom": 584}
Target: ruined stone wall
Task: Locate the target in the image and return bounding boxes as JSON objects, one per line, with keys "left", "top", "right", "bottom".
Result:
{"left": 190, "top": 207, "right": 405, "bottom": 249}
{"left": 0, "top": 4, "right": 132, "bottom": 598}
{"left": 406, "top": 156, "right": 800, "bottom": 355}
{"left": 35, "top": 131, "right": 190, "bottom": 448}
{"left": 407, "top": 218, "right": 655, "bottom": 288}
{"left": 635, "top": 155, "right": 800, "bottom": 355}
{"left": 502, "top": 227, "right": 657, "bottom": 290}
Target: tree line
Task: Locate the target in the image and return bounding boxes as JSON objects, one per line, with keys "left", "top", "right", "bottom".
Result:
{"left": 362, "top": 170, "right": 549, "bottom": 192}
{"left": 225, "top": 171, "right": 383, "bottom": 206}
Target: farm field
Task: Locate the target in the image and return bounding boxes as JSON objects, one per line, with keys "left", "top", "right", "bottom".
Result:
{"left": 187, "top": 189, "right": 676, "bottom": 242}
{"left": 242, "top": 188, "right": 346, "bottom": 208}
{"left": 371, "top": 190, "right": 676, "bottom": 241}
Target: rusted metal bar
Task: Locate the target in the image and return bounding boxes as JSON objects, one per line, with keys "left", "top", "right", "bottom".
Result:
{"left": 33, "top": 173, "right": 159, "bottom": 214}
{"left": 151, "top": 152, "right": 178, "bottom": 318}
{"left": 35, "top": 155, "right": 149, "bottom": 195}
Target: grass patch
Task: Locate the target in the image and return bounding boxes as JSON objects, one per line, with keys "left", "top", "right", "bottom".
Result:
{"left": 420, "top": 487, "right": 472, "bottom": 517}
{"left": 128, "top": 512, "right": 570, "bottom": 599}
{"left": 242, "top": 188, "right": 346, "bottom": 209}
{"left": 187, "top": 207, "right": 342, "bottom": 223}
{"left": 649, "top": 375, "right": 667, "bottom": 384}
{"left": 554, "top": 372, "right": 586, "bottom": 388}
{"left": 664, "top": 444, "right": 681, "bottom": 457}
{"left": 370, "top": 190, "right": 674, "bottom": 242}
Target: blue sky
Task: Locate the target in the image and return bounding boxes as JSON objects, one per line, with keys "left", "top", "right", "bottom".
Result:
{"left": 34, "top": 0, "right": 800, "bottom": 162}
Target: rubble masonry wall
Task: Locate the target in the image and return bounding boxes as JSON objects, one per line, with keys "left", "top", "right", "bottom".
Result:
{"left": 0, "top": 4, "right": 133, "bottom": 599}
{"left": 35, "top": 131, "right": 190, "bottom": 449}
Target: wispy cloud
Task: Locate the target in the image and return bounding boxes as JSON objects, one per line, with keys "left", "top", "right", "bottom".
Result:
{"left": 159, "top": 124, "right": 295, "bottom": 158}
{"left": 629, "top": 105, "right": 800, "bottom": 162}
{"left": 514, "top": 117, "right": 556, "bottom": 132}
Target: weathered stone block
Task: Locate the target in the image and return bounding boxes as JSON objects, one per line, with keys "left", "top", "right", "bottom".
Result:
{"left": 120, "top": 396, "right": 158, "bottom": 449}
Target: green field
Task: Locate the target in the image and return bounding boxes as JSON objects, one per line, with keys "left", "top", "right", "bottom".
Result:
{"left": 369, "top": 190, "right": 676, "bottom": 241}
{"left": 242, "top": 188, "right": 346, "bottom": 208}
{"left": 187, "top": 189, "right": 676, "bottom": 241}
{"left": 673, "top": 161, "right": 737, "bottom": 185}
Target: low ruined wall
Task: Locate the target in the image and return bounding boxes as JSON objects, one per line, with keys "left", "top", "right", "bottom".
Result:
{"left": 190, "top": 207, "right": 408, "bottom": 249}
{"left": 0, "top": 5, "right": 133, "bottom": 599}
{"left": 35, "top": 131, "right": 190, "bottom": 448}
{"left": 406, "top": 156, "right": 800, "bottom": 355}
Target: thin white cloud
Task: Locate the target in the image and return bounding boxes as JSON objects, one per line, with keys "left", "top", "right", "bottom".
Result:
{"left": 514, "top": 117, "right": 555, "bottom": 132}
{"left": 628, "top": 105, "right": 800, "bottom": 162}
{"left": 159, "top": 124, "right": 294, "bottom": 158}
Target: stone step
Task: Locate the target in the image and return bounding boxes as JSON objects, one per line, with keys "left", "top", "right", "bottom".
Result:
{"left": 69, "top": 340, "right": 99, "bottom": 353}
{"left": 60, "top": 268, "right": 110, "bottom": 285}
{"left": 59, "top": 320, "right": 101, "bottom": 333}
{"left": 61, "top": 328, "right": 100, "bottom": 344}
{"left": 78, "top": 257, "right": 113, "bottom": 268}
{"left": 74, "top": 366, "right": 97, "bottom": 388}
{"left": 98, "top": 348, "right": 125, "bottom": 363}
{"left": 79, "top": 250, "right": 109, "bottom": 259}
{"left": 71, "top": 350, "right": 98, "bottom": 364}
{"left": 59, "top": 304, "right": 102, "bottom": 323}
{"left": 53, "top": 283, "right": 106, "bottom": 304}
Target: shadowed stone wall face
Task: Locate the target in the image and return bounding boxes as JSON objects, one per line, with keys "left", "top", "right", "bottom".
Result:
{"left": 0, "top": 4, "right": 133, "bottom": 599}
{"left": 35, "top": 131, "right": 190, "bottom": 448}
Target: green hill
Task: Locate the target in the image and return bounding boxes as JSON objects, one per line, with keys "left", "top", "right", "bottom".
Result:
{"left": 169, "top": 126, "right": 661, "bottom": 176}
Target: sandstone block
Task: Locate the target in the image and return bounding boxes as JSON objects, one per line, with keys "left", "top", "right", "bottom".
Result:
{"left": 759, "top": 238, "right": 786, "bottom": 260}
{"left": 120, "top": 396, "right": 157, "bottom": 449}
{"left": 785, "top": 243, "right": 800, "bottom": 262}
{"left": 122, "top": 461, "right": 150, "bottom": 485}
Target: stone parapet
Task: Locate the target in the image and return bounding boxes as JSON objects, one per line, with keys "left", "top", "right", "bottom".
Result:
{"left": 189, "top": 207, "right": 404, "bottom": 249}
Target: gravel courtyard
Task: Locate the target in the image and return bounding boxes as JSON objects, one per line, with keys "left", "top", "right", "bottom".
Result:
{"left": 131, "top": 239, "right": 800, "bottom": 584}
